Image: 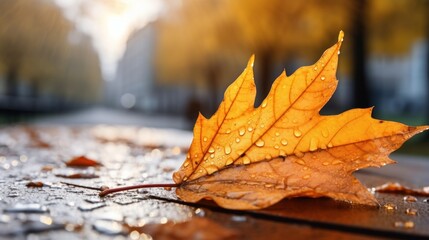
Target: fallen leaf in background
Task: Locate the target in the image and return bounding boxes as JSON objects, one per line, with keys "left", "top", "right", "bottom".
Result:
{"left": 23, "top": 126, "right": 51, "bottom": 148}
{"left": 65, "top": 156, "right": 101, "bottom": 167}
{"left": 173, "top": 31, "right": 429, "bottom": 210}
{"left": 374, "top": 182, "right": 429, "bottom": 196}
{"left": 26, "top": 181, "right": 44, "bottom": 188}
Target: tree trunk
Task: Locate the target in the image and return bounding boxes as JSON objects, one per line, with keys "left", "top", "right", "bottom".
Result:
{"left": 206, "top": 63, "right": 220, "bottom": 115}
{"left": 351, "top": 0, "right": 370, "bottom": 108}
{"left": 258, "top": 50, "right": 273, "bottom": 105}
{"left": 5, "top": 64, "right": 19, "bottom": 97}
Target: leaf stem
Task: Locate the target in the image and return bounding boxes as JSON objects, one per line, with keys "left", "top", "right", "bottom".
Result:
{"left": 99, "top": 183, "right": 179, "bottom": 197}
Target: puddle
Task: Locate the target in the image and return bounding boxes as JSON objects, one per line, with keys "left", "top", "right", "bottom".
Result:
{"left": 4, "top": 203, "right": 49, "bottom": 214}
{"left": 78, "top": 203, "right": 107, "bottom": 212}
{"left": 92, "top": 220, "right": 124, "bottom": 235}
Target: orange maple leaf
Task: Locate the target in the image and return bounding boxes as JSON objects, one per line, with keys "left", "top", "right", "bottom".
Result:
{"left": 172, "top": 31, "right": 428, "bottom": 210}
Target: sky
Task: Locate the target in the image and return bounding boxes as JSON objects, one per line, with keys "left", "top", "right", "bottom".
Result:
{"left": 54, "top": 0, "right": 163, "bottom": 81}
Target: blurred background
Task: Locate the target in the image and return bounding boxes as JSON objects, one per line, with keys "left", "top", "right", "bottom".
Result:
{"left": 0, "top": 0, "right": 428, "bottom": 141}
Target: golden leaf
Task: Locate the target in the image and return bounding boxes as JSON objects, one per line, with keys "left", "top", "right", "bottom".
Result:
{"left": 173, "top": 31, "right": 428, "bottom": 209}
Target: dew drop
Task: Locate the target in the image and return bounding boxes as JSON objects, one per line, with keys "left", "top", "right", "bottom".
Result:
{"left": 275, "top": 132, "right": 280, "bottom": 137}
{"left": 210, "top": 153, "right": 215, "bottom": 159}
{"left": 279, "top": 150, "right": 286, "bottom": 156}
{"left": 296, "top": 159, "right": 306, "bottom": 165}
{"left": 337, "top": 50, "right": 341, "bottom": 55}
{"left": 260, "top": 124, "right": 265, "bottom": 128}
{"left": 235, "top": 138, "right": 240, "bottom": 143}
{"left": 194, "top": 154, "right": 198, "bottom": 158}
{"left": 321, "top": 129, "right": 329, "bottom": 138}
{"left": 183, "top": 176, "right": 188, "bottom": 181}
{"left": 187, "top": 154, "right": 190, "bottom": 159}
{"left": 264, "top": 183, "right": 273, "bottom": 188}
{"left": 261, "top": 99, "right": 268, "bottom": 108}
{"left": 226, "top": 159, "right": 233, "bottom": 165}
{"left": 309, "top": 138, "right": 318, "bottom": 151}
{"left": 405, "top": 208, "right": 418, "bottom": 216}
{"left": 322, "top": 161, "right": 329, "bottom": 166}
{"left": 247, "top": 126, "right": 253, "bottom": 132}
{"left": 294, "top": 129, "right": 302, "bottom": 137}
{"left": 239, "top": 128, "right": 245, "bottom": 136}
{"left": 274, "top": 145, "right": 280, "bottom": 149}
{"left": 203, "top": 137, "right": 208, "bottom": 142}
{"left": 332, "top": 160, "right": 343, "bottom": 165}
{"left": 255, "top": 139, "right": 265, "bottom": 147}
{"left": 243, "top": 158, "right": 251, "bottom": 165}
{"left": 321, "top": 76, "right": 326, "bottom": 81}
{"left": 183, "top": 161, "right": 190, "bottom": 167}
{"left": 295, "top": 151, "right": 304, "bottom": 158}
{"left": 208, "top": 147, "right": 215, "bottom": 153}
{"left": 265, "top": 154, "right": 272, "bottom": 160}
{"left": 395, "top": 220, "right": 415, "bottom": 229}
{"left": 327, "top": 142, "right": 333, "bottom": 148}
{"left": 225, "top": 129, "right": 232, "bottom": 134}
{"left": 205, "top": 165, "right": 217, "bottom": 175}
{"left": 404, "top": 195, "right": 417, "bottom": 202}
{"left": 394, "top": 221, "right": 403, "bottom": 228}
{"left": 224, "top": 145, "right": 232, "bottom": 155}
{"left": 303, "top": 175, "right": 310, "bottom": 179}
{"left": 383, "top": 203, "right": 397, "bottom": 211}
{"left": 313, "top": 66, "right": 318, "bottom": 71}
{"left": 404, "top": 221, "right": 415, "bottom": 229}
{"left": 281, "top": 139, "right": 288, "bottom": 146}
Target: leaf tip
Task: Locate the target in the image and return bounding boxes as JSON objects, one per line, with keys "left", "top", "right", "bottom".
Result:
{"left": 247, "top": 54, "right": 255, "bottom": 68}
{"left": 338, "top": 30, "right": 344, "bottom": 43}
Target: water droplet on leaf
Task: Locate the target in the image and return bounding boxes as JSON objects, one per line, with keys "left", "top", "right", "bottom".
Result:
{"left": 296, "top": 159, "right": 306, "bottom": 165}
{"left": 239, "top": 128, "right": 246, "bottom": 136}
{"left": 309, "top": 138, "right": 318, "bottom": 151}
{"left": 224, "top": 145, "right": 232, "bottom": 155}
{"left": 255, "top": 139, "right": 265, "bottom": 147}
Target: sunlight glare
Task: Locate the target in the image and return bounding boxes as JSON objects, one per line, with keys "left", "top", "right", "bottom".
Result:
{"left": 55, "top": 0, "right": 163, "bottom": 80}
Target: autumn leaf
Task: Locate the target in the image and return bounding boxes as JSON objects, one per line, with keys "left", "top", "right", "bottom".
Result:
{"left": 172, "top": 31, "right": 429, "bottom": 210}
{"left": 65, "top": 156, "right": 101, "bottom": 167}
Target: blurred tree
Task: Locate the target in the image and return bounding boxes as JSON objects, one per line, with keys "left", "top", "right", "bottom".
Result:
{"left": 156, "top": 0, "right": 351, "bottom": 115}
{"left": 367, "top": 0, "right": 427, "bottom": 114}
{"left": 0, "top": 0, "right": 102, "bottom": 105}
{"left": 349, "top": 0, "right": 370, "bottom": 108}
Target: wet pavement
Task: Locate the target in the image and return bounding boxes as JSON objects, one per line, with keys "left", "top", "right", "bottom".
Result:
{"left": 0, "top": 110, "right": 429, "bottom": 239}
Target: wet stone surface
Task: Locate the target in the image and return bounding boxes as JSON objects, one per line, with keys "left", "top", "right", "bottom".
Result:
{"left": 0, "top": 125, "right": 428, "bottom": 239}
